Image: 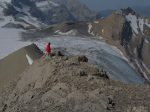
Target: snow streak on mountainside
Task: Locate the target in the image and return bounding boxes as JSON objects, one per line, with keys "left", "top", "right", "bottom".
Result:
{"left": 125, "top": 13, "right": 139, "bottom": 34}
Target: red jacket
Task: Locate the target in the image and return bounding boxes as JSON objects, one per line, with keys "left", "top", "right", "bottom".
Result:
{"left": 45, "top": 43, "right": 51, "bottom": 54}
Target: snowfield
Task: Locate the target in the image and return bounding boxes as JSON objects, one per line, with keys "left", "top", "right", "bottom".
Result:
{"left": 126, "top": 13, "right": 139, "bottom": 34}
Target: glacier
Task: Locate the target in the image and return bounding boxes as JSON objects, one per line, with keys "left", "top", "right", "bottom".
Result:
{"left": 35, "top": 36, "right": 145, "bottom": 84}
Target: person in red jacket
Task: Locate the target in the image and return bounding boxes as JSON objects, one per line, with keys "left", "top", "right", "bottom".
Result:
{"left": 45, "top": 42, "right": 51, "bottom": 56}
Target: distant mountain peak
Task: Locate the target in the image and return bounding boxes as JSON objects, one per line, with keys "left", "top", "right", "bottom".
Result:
{"left": 0, "top": 0, "right": 96, "bottom": 29}
{"left": 120, "top": 7, "right": 137, "bottom": 16}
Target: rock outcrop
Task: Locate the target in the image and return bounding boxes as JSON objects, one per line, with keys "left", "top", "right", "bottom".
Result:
{"left": 0, "top": 44, "right": 43, "bottom": 88}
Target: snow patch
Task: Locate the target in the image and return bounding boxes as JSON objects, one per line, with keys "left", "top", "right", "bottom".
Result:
{"left": 145, "top": 39, "right": 149, "bottom": 44}
{"left": 111, "top": 46, "right": 128, "bottom": 61}
{"left": 94, "top": 21, "right": 99, "bottom": 24}
{"left": 88, "top": 23, "right": 94, "bottom": 36}
{"left": 36, "top": 0, "right": 49, "bottom": 7}
{"left": 145, "top": 19, "right": 150, "bottom": 28}
{"left": 126, "top": 13, "right": 139, "bottom": 34}
{"left": 26, "top": 54, "right": 33, "bottom": 65}
{"left": 36, "top": 0, "right": 59, "bottom": 11}
{"left": 138, "top": 18, "right": 144, "bottom": 34}
{"left": 0, "top": 0, "right": 11, "bottom": 3}
{"left": 55, "top": 30, "right": 77, "bottom": 36}
{"left": 48, "top": 1, "right": 59, "bottom": 6}
{"left": 102, "top": 29, "right": 104, "bottom": 33}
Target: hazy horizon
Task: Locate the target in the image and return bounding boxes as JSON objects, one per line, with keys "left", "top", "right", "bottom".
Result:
{"left": 79, "top": 0, "right": 150, "bottom": 11}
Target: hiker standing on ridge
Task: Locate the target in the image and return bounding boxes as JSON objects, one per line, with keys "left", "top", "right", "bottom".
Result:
{"left": 45, "top": 42, "right": 52, "bottom": 59}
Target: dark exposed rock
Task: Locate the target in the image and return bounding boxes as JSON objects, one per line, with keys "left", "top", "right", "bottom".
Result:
{"left": 77, "top": 55, "right": 88, "bottom": 62}
{"left": 78, "top": 70, "right": 87, "bottom": 76}
{"left": 121, "top": 20, "right": 133, "bottom": 47}
{"left": 2, "top": 104, "right": 7, "bottom": 112}
{"left": 121, "top": 7, "right": 136, "bottom": 15}
{"left": 3, "top": 3, "right": 19, "bottom": 16}
{"left": 56, "top": 51, "right": 64, "bottom": 57}
{"left": 137, "top": 37, "right": 145, "bottom": 60}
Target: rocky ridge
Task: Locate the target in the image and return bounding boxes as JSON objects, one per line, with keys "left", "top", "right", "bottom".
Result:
{"left": 0, "top": 54, "right": 150, "bottom": 112}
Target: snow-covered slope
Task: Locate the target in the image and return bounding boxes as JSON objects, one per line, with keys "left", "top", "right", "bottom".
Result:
{"left": 125, "top": 13, "right": 139, "bottom": 34}
{"left": 120, "top": 8, "right": 150, "bottom": 35}
{"left": 125, "top": 13, "right": 150, "bottom": 34}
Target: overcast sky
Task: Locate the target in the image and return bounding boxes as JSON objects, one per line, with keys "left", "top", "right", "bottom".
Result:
{"left": 79, "top": 0, "right": 150, "bottom": 11}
